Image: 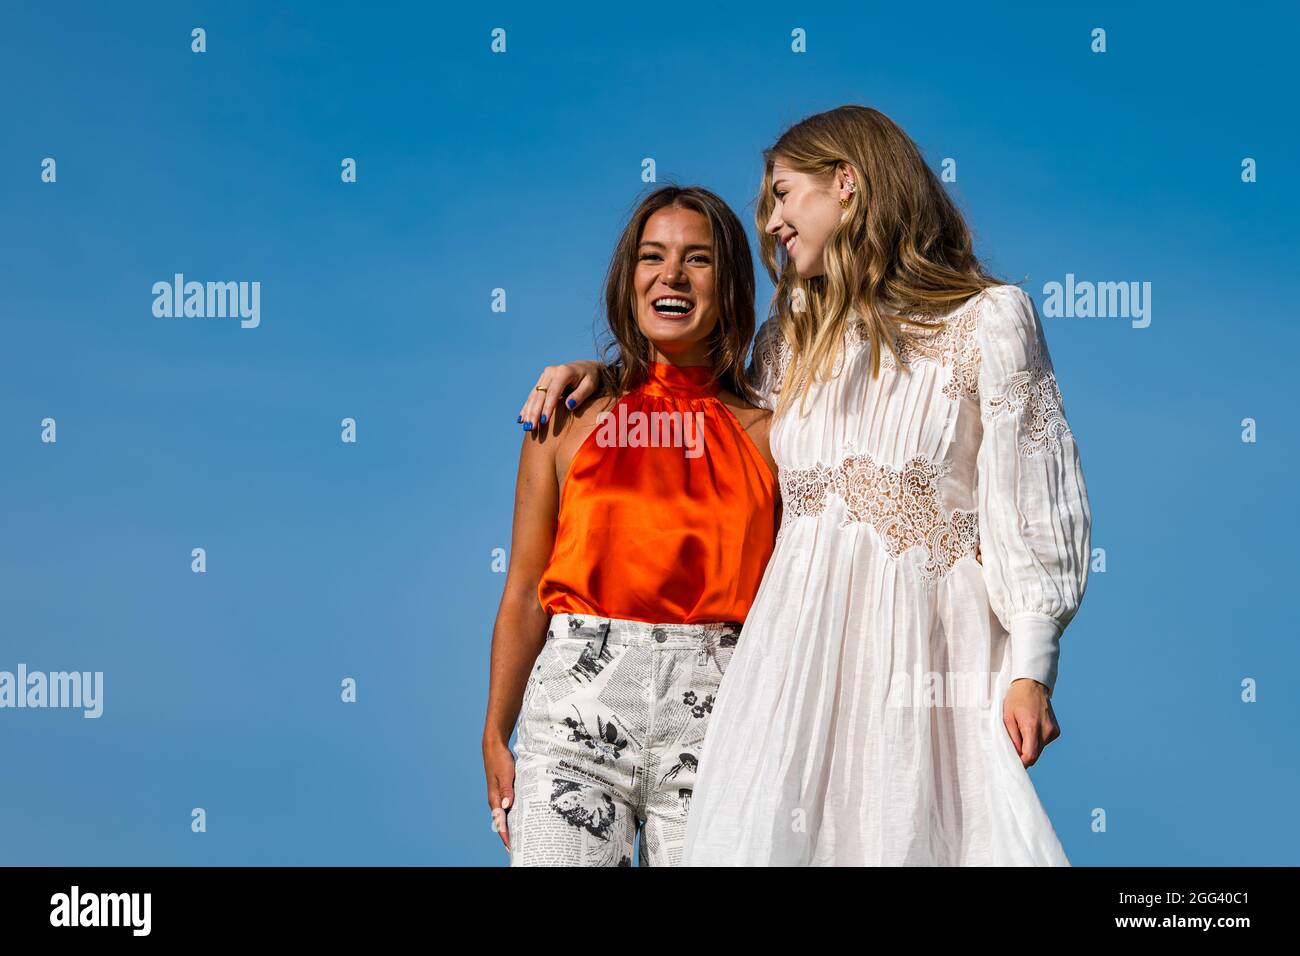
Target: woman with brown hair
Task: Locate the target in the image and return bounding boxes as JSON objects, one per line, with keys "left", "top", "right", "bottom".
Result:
{"left": 481, "top": 186, "right": 779, "bottom": 866}
{"left": 516, "top": 106, "right": 1092, "bottom": 866}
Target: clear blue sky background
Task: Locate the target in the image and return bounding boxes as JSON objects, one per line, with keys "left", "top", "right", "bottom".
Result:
{"left": 2, "top": 1, "right": 1296, "bottom": 865}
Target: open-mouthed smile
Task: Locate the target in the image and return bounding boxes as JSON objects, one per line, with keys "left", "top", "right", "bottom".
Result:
{"left": 651, "top": 296, "right": 696, "bottom": 320}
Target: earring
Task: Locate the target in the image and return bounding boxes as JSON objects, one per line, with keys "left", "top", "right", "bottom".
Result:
{"left": 839, "top": 179, "right": 856, "bottom": 209}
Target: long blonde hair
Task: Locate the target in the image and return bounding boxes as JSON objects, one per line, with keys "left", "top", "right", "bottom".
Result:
{"left": 755, "top": 105, "right": 1004, "bottom": 415}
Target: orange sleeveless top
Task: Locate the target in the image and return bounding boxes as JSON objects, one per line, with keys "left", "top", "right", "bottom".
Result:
{"left": 537, "top": 362, "right": 777, "bottom": 625}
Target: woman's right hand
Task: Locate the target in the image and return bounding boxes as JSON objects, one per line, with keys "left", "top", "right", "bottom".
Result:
{"left": 483, "top": 740, "right": 517, "bottom": 854}
{"left": 518, "top": 361, "right": 602, "bottom": 432}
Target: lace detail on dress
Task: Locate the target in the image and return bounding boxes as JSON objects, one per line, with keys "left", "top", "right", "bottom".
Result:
{"left": 981, "top": 342, "right": 1073, "bottom": 457}
{"left": 755, "top": 296, "right": 983, "bottom": 405}
{"left": 779, "top": 451, "right": 980, "bottom": 580}
{"left": 875, "top": 296, "right": 983, "bottom": 402}
{"left": 779, "top": 462, "right": 836, "bottom": 516}
{"left": 750, "top": 318, "right": 793, "bottom": 400}
{"left": 844, "top": 319, "right": 869, "bottom": 352}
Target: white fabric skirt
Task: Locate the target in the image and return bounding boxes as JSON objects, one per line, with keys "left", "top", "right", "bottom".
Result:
{"left": 681, "top": 519, "right": 1071, "bottom": 866}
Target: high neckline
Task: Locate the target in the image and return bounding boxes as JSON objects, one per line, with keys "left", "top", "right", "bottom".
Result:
{"left": 638, "top": 362, "right": 722, "bottom": 400}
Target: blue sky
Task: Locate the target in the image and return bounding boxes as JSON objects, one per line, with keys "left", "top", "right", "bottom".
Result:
{"left": 1, "top": 0, "right": 1297, "bottom": 865}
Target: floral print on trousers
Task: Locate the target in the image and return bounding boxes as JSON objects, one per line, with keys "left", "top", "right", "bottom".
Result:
{"left": 507, "top": 612, "right": 739, "bottom": 866}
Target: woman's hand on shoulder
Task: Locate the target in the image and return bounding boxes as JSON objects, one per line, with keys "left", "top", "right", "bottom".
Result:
{"left": 519, "top": 361, "right": 602, "bottom": 433}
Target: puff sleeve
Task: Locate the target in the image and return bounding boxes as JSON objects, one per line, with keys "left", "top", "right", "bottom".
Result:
{"left": 975, "top": 285, "right": 1092, "bottom": 694}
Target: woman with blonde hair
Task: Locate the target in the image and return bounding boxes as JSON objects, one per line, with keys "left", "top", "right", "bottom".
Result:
{"left": 516, "top": 105, "right": 1091, "bottom": 865}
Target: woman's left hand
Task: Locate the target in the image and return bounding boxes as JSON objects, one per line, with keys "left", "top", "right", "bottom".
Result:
{"left": 1003, "top": 678, "right": 1060, "bottom": 768}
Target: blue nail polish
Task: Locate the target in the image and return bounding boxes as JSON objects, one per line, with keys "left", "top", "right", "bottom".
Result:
{"left": 516, "top": 415, "right": 522, "bottom": 423}
{"left": 522, "top": 421, "right": 533, "bottom": 431}
{"left": 566, "top": 398, "right": 576, "bottom": 409}
{"left": 539, "top": 414, "right": 548, "bottom": 425}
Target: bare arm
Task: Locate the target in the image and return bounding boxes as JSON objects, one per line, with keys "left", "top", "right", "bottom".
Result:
{"left": 481, "top": 422, "right": 562, "bottom": 849}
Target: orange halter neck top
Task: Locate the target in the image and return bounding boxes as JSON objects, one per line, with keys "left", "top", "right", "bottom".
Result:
{"left": 537, "top": 362, "right": 777, "bottom": 626}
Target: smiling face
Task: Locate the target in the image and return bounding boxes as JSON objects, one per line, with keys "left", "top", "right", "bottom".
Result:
{"left": 634, "top": 205, "right": 720, "bottom": 365}
{"left": 764, "top": 158, "right": 855, "bottom": 278}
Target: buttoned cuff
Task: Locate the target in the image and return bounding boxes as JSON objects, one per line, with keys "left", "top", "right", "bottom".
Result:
{"left": 1009, "top": 612, "right": 1062, "bottom": 694}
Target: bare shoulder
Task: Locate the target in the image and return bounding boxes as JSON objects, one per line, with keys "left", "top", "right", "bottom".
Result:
{"left": 537, "top": 391, "right": 622, "bottom": 484}
{"left": 530, "top": 391, "right": 619, "bottom": 444}
{"left": 716, "top": 389, "right": 772, "bottom": 430}
{"left": 712, "top": 390, "right": 759, "bottom": 421}
{"left": 717, "top": 389, "right": 777, "bottom": 479}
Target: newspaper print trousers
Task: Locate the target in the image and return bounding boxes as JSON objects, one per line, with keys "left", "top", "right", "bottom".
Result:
{"left": 507, "top": 612, "right": 739, "bottom": 866}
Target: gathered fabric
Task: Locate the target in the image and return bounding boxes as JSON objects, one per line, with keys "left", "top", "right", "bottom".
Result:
{"left": 538, "top": 361, "right": 777, "bottom": 626}
{"left": 682, "top": 285, "right": 1091, "bottom": 866}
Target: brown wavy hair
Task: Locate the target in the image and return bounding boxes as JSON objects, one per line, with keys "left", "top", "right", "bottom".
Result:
{"left": 755, "top": 105, "right": 1005, "bottom": 415}
{"left": 597, "top": 185, "right": 760, "bottom": 406}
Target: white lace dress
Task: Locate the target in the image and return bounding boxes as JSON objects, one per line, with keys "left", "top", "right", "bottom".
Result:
{"left": 681, "top": 284, "right": 1091, "bottom": 866}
